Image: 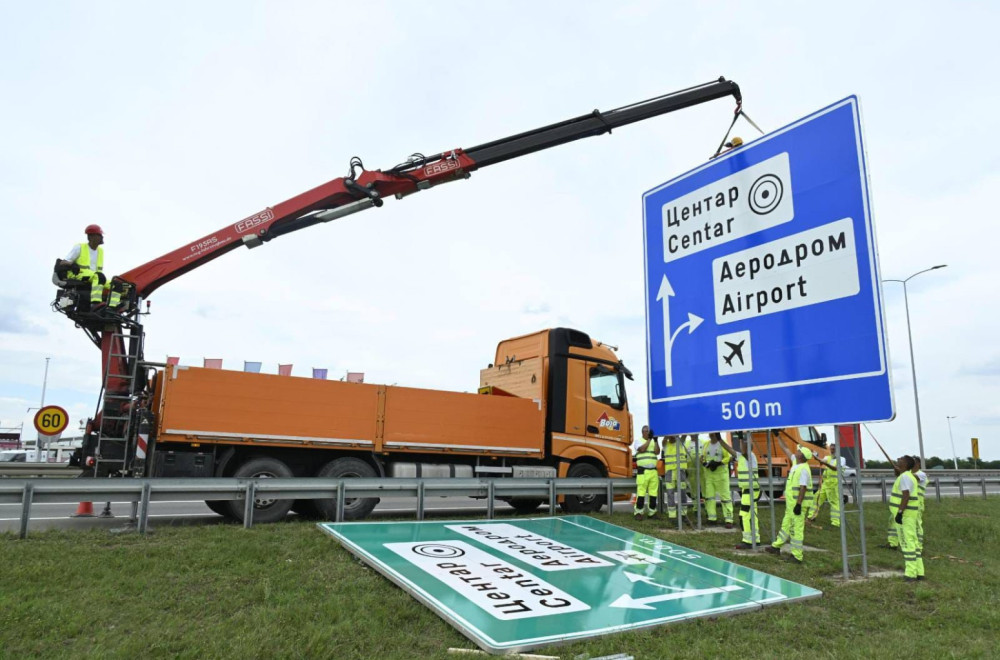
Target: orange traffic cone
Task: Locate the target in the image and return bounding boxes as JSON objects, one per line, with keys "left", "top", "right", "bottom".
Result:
{"left": 72, "top": 501, "right": 95, "bottom": 517}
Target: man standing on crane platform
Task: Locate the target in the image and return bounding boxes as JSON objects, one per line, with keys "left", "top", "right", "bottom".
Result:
{"left": 59, "top": 225, "right": 121, "bottom": 311}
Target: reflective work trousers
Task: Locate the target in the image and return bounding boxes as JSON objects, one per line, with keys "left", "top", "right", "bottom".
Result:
{"left": 812, "top": 477, "right": 841, "bottom": 526}
{"left": 901, "top": 510, "right": 924, "bottom": 578}
{"left": 703, "top": 466, "right": 732, "bottom": 522}
{"left": 740, "top": 488, "right": 760, "bottom": 544}
{"left": 634, "top": 469, "right": 659, "bottom": 515}
{"left": 772, "top": 503, "right": 805, "bottom": 561}
{"left": 664, "top": 468, "right": 690, "bottom": 518}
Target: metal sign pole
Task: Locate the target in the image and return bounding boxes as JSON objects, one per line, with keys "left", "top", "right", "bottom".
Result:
{"left": 836, "top": 433, "right": 849, "bottom": 579}
{"left": 746, "top": 432, "right": 758, "bottom": 550}
{"left": 693, "top": 435, "right": 702, "bottom": 530}
{"left": 853, "top": 423, "right": 869, "bottom": 577}
{"left": 766, "top": 429, "right": 776, "bottom": 540}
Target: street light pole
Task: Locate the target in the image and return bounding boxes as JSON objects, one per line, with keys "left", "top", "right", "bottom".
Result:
{"left": 39, "top": 357, "right": 51, "bottom": 463}
{"left": 946, "top": 415, "right": 959, "bottom": 470}
{"left": 883, "top": 265, "right": 946, "bottom": 468}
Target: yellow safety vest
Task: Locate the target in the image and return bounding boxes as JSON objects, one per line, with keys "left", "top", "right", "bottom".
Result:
{"left": 786, "top": 463, "right": 814, "bottom": 504}
{"left": 663, "top": 440, "right": 687, "bottom": 470}
{"left": 635, "top": 440, "right": 659, "bottom": 470}
{"left": 69, "top": 243, "right": 104, "bottom": 277}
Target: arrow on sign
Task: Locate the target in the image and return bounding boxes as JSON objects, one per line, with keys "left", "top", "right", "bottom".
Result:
{"left": 656, "top": 274, "right": 704, "bottom": 388}
{"left": 623, "top": 572, "right": 686, "bottom": 590}
{"left": 610, "top": 584, "right": 742, "bottom": 610}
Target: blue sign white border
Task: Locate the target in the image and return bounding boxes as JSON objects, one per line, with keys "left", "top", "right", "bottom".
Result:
{"left": 641, "top": 96, "right": 894, "bottom": 424}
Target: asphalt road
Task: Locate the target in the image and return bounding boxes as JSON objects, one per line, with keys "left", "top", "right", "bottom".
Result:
{"left": 2, "top": 483, "right": 997, "bottom": 534}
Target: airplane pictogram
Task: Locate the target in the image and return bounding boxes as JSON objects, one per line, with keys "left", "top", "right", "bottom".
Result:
{"left": 723, "top": 340, "right": 746, "bottom": 367}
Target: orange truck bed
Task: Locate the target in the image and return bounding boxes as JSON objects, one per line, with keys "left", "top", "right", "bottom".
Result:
{"left": 154, "top": 366, "right": 545, "bottom": 458}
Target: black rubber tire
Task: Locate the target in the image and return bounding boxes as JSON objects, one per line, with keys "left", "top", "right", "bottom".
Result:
{"left": 315, "top": 457, "right": 379, "bottom": 521}
{"left": 509, "top": 499, "right": 545, "bottom": 514}
{"left": 292, "top": 499, "right": 323, "bottom": 519}
{"left": 205, "top": 500, "right": 232, "bottom": 518}
{"left": 225, "top": 456, "right": 295, "bottom": 524}
{"left": 559, "top": 462, "right": 606, "bottom": 513}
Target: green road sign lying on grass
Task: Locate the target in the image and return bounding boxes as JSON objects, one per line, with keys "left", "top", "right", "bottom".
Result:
{"left": 319, "top": 515, "right": 821, "bottom": 654}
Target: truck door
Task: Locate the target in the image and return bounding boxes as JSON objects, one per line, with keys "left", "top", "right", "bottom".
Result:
{"left": 585, "top": 363, "right": 628, "bottom": 444}
{"left": 562, "top": 359, "right": 588, "bottom": 436}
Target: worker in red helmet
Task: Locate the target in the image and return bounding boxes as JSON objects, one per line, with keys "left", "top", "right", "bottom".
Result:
{"left": 58, "top": 225, "right": 120, "bottom": 310}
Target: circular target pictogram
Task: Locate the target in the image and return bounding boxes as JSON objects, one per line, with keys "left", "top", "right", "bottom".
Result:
{"left": 412, "top": 543, "right": 465, "bottom": 559}
{"left": 748, "top": 174, "right": 783, "bottom": 215}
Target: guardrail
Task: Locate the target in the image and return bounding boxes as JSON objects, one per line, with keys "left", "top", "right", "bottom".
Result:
{"left": 2, "top": 473, "right": 997, "bottom": 539}
{"left": 0, "top": 464, "right": 82, "bottom": 478}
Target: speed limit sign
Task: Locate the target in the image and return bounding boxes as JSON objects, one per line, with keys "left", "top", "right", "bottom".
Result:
{"left": 34, "top": 405, "right": 69, "bottom": 436}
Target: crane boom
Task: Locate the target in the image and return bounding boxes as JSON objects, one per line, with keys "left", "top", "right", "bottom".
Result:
{"left": 119, "top": 78, "right": 741, "bottom": 299}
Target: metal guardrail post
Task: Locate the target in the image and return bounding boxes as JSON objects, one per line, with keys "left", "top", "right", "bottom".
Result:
{"left": 958, "top": 475, "right": 965, "bottom": 499}
{"left": 549, "top": 479, "right": 557, "bottom": 515}
{"left": 19, "top": 483, "right": 33, "bottom": 539}
{"left": 336, "top": 480, "right": 345, "bottom": 523}
{"left": 416, "top": 480, "right": 425, "bottom": 521}
{"left": 982, "top": 477, "right": 987, "bottom": 499}
{"left": 243, "top": 482, "right": 255, "bottom": 529}
{"left": 934, "top": 477, "right": 941, "bottom": 502}
{"left": 137, "top": 481, "right": 152, "bottom": 534}
{"left": 487, "top": 480, "right": 495, "bottom": 520}
{"left": 880, "top": 477, "right": 887, "bottom": 503}
{"left": 606, "top": 481, "right": 614, "bottom": 518}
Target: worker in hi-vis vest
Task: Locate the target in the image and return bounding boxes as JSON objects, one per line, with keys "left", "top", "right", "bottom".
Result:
{"left": 716, "top": 433, "right": 760, "bottom": 548}
{"left": 702, "top": 433, "right": 733, "bottom": 527}
{"left": 58, "top": 225, "right": 121, "bottom": 310}
{"left": 662, "top": 435, "right": 692, "bottom": 520}
{"left": 632, "top": 426, "right": 660, "bottom": 520}
{"left": 912, "top": 456, "right": 928, "bottom": 573}
{"left": 891, "top": 455, "right": 923, "bottom": 581}
{"left": 810, "top": 445, "right": 846, "bottom": 527}
{"left": 765, "top": 445, "right": 814, "bottom": 564}
{"left": 774, "top": 433, "right": 816, "bottom": 521}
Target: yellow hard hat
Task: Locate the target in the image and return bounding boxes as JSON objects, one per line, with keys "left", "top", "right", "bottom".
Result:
{"left": 800, "top": 447, "right": 813, "bottom": 460}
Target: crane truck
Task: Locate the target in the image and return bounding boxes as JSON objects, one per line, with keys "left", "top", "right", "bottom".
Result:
{"left": 54, "top": 78, "right": 744, "bottom": 522}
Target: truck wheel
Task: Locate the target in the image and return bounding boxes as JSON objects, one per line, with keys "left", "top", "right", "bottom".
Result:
{"left": 205, "top": 500, "right": 233, "bottom": 518}
{"left": 560, "top": 462, "right": 606, "bottom": 513}
{"left": 292, "top": 500, "right": 323, "bottom": 519}
{"left": 509, "top": 499, "right": 545, "bottom": 514}
{"left": 315, "top": 457, "right": 379, "bottom": 521}
{"left": 226, "top": 457, "right": 295, "bottom": 524}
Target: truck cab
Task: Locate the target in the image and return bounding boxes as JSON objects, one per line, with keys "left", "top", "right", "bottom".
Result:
{"left": 481, "top": 327, "right": 634, "bottom": 480}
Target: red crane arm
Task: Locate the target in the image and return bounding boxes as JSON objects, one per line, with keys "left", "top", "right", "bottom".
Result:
{"left": 118, "top": 78, "right": 742, "bottom": 299}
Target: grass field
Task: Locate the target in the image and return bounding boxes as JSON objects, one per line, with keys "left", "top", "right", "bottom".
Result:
{"left": 2, "top": 497, "right": 998, "bottom": 659}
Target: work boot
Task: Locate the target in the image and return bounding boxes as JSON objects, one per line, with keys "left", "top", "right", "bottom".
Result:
{"left": 903, "top": 577, "right": 917, "bottom": 583}
{"left": 734, "top": 542, "right": 753, "bottom": 550}
{"left": 764, "top": 545, "right": 780, "bottom": 555}
{"left": 725, "top": 522, "right": 734, "bottom": 529}
{"left": 634, "top": 513, "right": 644, "bottom": 521}
{"left": 917, "top": 576, "right": 926, "bottom": 581}
{"left": 785, "top": 556, "right": 803, "bottom": 565}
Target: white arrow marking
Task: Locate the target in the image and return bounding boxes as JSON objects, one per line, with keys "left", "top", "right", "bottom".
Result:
{"left": 610, "top": 585, "right": 742, "bottom": 610}
{"left": 656, "top": 274, "right": 703, "bottom": 388}
{"left": 623, "top": 572, "right": 687, "bottom": 590}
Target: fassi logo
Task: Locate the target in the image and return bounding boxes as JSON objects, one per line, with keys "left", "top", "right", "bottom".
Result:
{"left": 597, "top": 412, "right": 621, "bottom": 431}
{"left": 235, "top": 207, "right": 275, "bottom": 234}
{"left": 422, "top": 159, "right": 461, "bottom": 177}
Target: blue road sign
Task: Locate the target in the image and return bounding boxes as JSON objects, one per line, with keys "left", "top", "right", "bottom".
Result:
{"left": 643, "top": 96, "right": 894, "bottom": 435}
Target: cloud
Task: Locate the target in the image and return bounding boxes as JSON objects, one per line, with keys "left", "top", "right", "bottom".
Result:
{"left": 959, "top": 356, "right": 1000, "bottom": 377}
{"left": 521, "top": 302, "right": 551, "bottom": 315}
{"left": 0, "top": 298, "right": 46, "bottom": 335}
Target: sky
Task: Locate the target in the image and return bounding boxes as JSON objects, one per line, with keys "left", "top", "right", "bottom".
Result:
{"left": 1, "top": 2, "right": 997, "bottom": 461}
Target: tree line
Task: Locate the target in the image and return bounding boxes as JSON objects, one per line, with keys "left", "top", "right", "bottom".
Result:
{"left": 862, "top": 456, "right": 999, "bottom": 470}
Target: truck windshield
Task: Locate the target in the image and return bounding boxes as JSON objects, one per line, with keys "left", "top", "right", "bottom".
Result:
{"left": 590, "top": 367, "right": 624, "bottom": 410}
